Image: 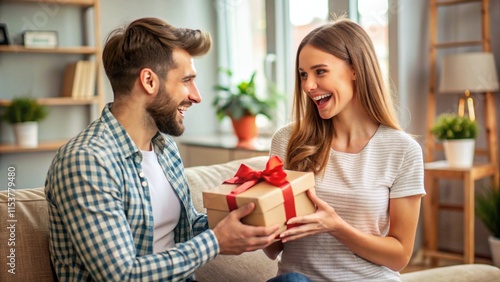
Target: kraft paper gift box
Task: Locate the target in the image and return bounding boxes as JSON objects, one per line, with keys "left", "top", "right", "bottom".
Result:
{"left": 202, "top": 156, "right": 316, "bottom": 232}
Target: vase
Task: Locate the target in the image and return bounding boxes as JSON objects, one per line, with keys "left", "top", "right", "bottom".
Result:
{"left": 13, "top": 122, "right": 39, "bottom": 148}
{"left": 231, "top": 115, "right": 258, "bottom": 144}
{"left": 442, "top": 139, "right": 475, "bottom": 167}
{"left": 489, "top": 236, "right": 500, "bottom": 267}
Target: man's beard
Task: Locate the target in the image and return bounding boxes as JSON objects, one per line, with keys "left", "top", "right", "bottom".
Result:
{"left": 146, "top": 84, "right": 185, "bottom": 136}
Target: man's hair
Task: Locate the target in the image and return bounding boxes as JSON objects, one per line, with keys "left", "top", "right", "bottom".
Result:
{"left": 102, "top": 17, "right": 212, "bottom": 95}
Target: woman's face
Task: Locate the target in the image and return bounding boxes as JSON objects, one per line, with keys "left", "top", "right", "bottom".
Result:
{"left": 298, "top": 44, "right": 356, "bottom": 120}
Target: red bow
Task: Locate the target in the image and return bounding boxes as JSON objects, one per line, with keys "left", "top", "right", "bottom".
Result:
{"left": 224, "top": 156, "right": 297, "bottom": 226}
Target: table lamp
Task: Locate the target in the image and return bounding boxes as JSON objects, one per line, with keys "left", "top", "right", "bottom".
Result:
{"left": 439, "top": 52, "right": 499, "bottom": 121}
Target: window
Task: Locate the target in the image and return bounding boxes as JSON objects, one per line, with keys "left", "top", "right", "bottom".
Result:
{"left": 356, "top": 0, "right": 389, "bottom": 81}
{"left": 216, "top": 0, "right": 389, "bottom": 133}
{"left": 214, "top": 0, "right": 271, "bottom": 133}
{"left": 216, "top": 0, "right": 331, "bottom": 133}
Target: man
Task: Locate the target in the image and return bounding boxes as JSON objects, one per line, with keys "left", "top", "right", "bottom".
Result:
{"left": 45, "top": 17, "right": 280, "bottom": 281}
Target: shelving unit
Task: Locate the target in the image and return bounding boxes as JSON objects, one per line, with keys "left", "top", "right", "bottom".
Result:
{"left": 423, "top": 0, "right": 499, "bottom": 266}
{"left": 0, "top": 45, "right": 98, "bottom": 54}
{"left": 4, "top": 0, "right": 96, "bottom": 5}
{"left": 0, "top": 97, "right": 98, "bottom": 106}
{"left": 0, "top": 0, "right": 103, "bottom": 153}
{"left": 0, "top": 139, "right": 68, "bottom": 154}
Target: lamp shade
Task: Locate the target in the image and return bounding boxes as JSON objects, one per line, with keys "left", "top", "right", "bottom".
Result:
{"left": 439, "top": 52, "right": 499, "bottom": 94}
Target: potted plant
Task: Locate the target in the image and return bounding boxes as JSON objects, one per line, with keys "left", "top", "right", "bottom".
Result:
{"left": 430, "top": 113, "right": 479, "bottom": 167}
{"left": 1, "top": 97, "right": 48, "bottom": 148}
{"left": 212, "top": 68, "right": 279, "bottom": 142}
{"left": 475, "top": 185, "right": 500, "bottom": 267}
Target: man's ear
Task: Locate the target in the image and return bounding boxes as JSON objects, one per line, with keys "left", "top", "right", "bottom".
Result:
{"left": 139, "top": 68, "right": 159, "bottom": 95}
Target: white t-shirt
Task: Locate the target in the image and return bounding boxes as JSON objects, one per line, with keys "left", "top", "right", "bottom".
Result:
{"left": 271, "top": 124, "right": 426, "bottom": 282}
{"left": 141, "top": 149, "right": 181, "bottom": 253}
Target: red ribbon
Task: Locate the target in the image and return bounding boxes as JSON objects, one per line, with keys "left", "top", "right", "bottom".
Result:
{"left": 224, "top": 156, "right": 297, "bottom": 227}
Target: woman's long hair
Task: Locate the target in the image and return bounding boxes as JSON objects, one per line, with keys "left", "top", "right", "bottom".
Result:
{"left": 286, "top": 18, "right": 401, "bottom": 174}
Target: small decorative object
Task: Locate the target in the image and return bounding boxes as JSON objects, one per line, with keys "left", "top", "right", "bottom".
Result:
{"left": 1, "top": 97, "right": 48, "bottom": 147}
{"left": 23, "top": 30, "right": 58, "bottom": 48}
{"left": 212, "top": 68, "right": 280, "bottom": 144}
{"left": 475, "top": 185, "right": 500, "bottom": 267}
{"left": 430, "top": 113, "right": 479, "bottom": 167}
{"left": 0, "top": 23, "right": 9, "bottom": 45}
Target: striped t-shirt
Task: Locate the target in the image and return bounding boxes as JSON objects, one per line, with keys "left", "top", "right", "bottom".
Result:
{"left": 270, "top": 124, "right": 425, "bottom": 281}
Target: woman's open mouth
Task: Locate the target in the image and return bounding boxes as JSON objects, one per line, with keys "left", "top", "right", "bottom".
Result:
{"left": 312, "top": 93, "right": 332, "bottom": 106}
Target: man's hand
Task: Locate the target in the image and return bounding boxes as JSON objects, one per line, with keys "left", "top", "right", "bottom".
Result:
{"left": 213, "top": 202, "right": 281, "bottom": 255}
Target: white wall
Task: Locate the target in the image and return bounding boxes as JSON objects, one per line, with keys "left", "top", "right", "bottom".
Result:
{"left": 387, "top": 0, "right": 429, "bottom": 257}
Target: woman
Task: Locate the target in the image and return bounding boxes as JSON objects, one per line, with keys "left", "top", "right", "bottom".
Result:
{"left": 265, "top": 18, "right": 425, "bottom": 281}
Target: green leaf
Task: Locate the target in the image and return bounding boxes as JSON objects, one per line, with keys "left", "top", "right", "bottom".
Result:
{"left": 476, "top": 185, "right": 500, "bottom": 238}
{"left": 430, "top": 113, "right": 479, "bottom": 140}
{"left": 1, "top": 97, "right": 48, "bottom": 124}
{"left": 212, "top": 69, "right": 282, "bottom": 121}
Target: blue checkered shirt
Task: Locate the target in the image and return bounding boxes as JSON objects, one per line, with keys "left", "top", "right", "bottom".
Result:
{"left": 45, "top": 104, "right": 219, "bottom": 281}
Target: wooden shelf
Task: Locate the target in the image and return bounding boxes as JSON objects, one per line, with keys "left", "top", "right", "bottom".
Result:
{"left": 424, "top": 161, "right": 498, "bottom": 179}
{"left": 423, "top": 250, "right": 492, "bottom": 265}
{"left": 434, "top": 41, "right": 483, "bottom": 48}
{"left": 0, "top": 0, "right": 96, "bottom": 7}
{"left": 0, "top": 97, "right": 98, "bottom": 106}
{"left": 0, "top": 139, "right": 67, "bottom": 154}
{"left": 0, "top": 45, "right": 98, "bottom": 54}
{"left": 437, "top": 0, "right": 481, "bottom": 6}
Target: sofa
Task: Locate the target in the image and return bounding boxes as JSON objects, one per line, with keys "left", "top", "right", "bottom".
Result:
{"left": 1, "top": 156, "right": 499, "bottom": 282}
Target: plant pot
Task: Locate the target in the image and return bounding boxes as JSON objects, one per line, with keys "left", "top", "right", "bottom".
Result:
{"left": 489, "top": 236, "right": 500, "bottom": 267}
{"left": 443, "top": 139, "right": 475, "bottom": 167}
{"left": 12, "top": 121, "right": 39, "bottom": 148}
{"left": 231, "top": 115, "right": 258, "bottom": 142}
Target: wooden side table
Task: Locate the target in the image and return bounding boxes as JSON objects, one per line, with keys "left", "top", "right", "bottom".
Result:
{"left": 423, "top": 161, "right": 499, "bottom": 265}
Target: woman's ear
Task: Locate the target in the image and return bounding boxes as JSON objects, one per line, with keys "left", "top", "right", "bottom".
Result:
{"left": 352, "top": 69, "right": 356, "bottom": 81}
{"left": 139, "top": 68, "right": 159, "bottom": 95}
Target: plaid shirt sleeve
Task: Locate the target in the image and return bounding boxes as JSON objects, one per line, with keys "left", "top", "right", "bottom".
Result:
{"left": 45, "top": 107, "right": 220, "bottom": 282}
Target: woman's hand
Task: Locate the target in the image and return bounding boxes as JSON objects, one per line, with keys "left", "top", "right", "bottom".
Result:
{"left": 279, "top": 190, "right": 345, "bottom": 242}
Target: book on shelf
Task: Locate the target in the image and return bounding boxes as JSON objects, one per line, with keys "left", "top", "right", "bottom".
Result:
{"left": 61, "top": 60, "right": 84, "bottom": 98}
{"left": 61, "top": 60, "right": 97, "bottom": 98}
{"left": 86, "top": 60, "right": 97, "bottom": 97}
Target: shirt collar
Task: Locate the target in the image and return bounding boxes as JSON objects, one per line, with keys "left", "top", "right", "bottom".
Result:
{"left": 101, "top": 103, "right": 167, "bottom": 158}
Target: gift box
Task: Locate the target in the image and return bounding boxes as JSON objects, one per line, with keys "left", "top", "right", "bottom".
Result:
{"left": 202, "top": 156, "right": 316, "bottom": 232}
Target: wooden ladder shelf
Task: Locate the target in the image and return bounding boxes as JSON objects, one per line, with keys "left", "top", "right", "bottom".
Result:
{"left": 423, "top": 0, "right": 499, "bottom": 266}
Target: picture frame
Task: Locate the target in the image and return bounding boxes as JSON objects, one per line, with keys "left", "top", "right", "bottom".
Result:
{"left": 0, "top": 23, "right": 9, "bottom": 45}
{"left": 23, "top": 30, "right": 58, "bottom": 48}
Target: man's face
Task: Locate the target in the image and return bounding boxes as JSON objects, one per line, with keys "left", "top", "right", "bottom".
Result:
{"left": 146, "top": 48, "right": 201, "bottom": 136}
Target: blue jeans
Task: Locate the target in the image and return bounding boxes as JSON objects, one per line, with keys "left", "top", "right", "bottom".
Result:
{"left": 267, "top": 272, "right": 312, "bottom": 282}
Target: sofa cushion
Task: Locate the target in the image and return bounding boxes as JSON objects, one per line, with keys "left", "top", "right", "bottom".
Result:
{"left": 0, "top": 187, "right": 57, "bottom": 282}
{"left": 401, "top": 264, "right": 500, "bottom": 282}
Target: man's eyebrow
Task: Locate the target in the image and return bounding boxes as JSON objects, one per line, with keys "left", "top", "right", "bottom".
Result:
{"left": 183, "top": 74, "right": 197, "bottom": 80}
